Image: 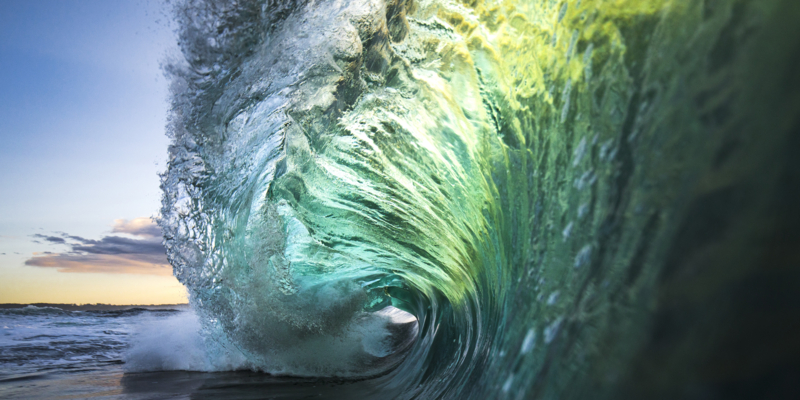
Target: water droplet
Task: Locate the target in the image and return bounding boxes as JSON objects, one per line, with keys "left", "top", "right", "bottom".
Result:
{"left": 521, "top": 328, "right": 537, "bottom": 354}
{"left": 544, "top": 317, "right": 564, "bottom": 344}
{"left": 502, "top": 374, "right": 514, "bottom": 392}
{"left": 574, "top": 245, "right": 592, "bottom": 268}
{"left": 547, "top": 291, "right": 560, "bottom": 305}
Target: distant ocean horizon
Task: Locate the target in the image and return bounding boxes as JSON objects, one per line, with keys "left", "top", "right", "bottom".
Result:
{"left": 0, "top": 303, "right": 189, "bottom": 311}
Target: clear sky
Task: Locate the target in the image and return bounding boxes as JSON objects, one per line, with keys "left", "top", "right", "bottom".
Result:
{"left": 0, "top": 0, "right": 188, "bottom": 304}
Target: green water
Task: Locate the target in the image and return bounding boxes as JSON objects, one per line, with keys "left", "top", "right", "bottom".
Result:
{"left": 160, "top": 0, "right": 800, "bottom": 398}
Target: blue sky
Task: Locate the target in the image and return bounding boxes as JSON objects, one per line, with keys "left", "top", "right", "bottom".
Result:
{"left": 0, "top": 0, "right": 187, "bottom": 304}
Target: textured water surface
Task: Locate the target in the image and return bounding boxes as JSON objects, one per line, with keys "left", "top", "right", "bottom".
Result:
{"left": 156, "top": 0, "right": 800, "bottom": 398}
{"left": 0, "top": 306, "right": 403, "bottom": 399}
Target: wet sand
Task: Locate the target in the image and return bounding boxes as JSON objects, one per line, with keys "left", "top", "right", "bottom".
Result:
{"left": 1, "top": 369, "right": 393, "bottom": 400}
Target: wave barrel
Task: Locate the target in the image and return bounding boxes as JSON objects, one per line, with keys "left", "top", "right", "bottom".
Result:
{"left": 159, "top": 0, "right": 800, "bottom": 398}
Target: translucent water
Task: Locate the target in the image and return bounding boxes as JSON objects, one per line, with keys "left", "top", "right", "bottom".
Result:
{"left": 159, "top": 0, "right": 800, "bottom": 398}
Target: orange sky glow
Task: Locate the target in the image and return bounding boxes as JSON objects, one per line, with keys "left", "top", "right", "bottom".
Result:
{"left": 1, "top": 218, "right": 188, "bottom": 305}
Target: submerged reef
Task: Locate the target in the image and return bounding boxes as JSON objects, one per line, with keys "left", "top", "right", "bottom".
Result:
{"left": 159, "top": 0, "right": 800, "bottom": 398}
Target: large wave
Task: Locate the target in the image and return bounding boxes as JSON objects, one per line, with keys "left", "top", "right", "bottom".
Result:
{"left": 158, "top": 0, "right": 800, "bottom": 398}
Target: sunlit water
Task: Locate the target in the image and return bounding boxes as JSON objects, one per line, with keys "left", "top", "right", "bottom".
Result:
{"left": 155, "top": 0, "right": 800, "bottom": 398}
{"left": 5, "top": 0, "right": 800, "bottom": 399}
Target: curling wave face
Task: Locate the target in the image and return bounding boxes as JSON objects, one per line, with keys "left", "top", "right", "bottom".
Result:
{"left": 160, "top": 0, "right": 800, "bottom": 398}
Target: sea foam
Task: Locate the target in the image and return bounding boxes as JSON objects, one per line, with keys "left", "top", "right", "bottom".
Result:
{"left": 124, "top": 306, "right": 416, "bottom": 376}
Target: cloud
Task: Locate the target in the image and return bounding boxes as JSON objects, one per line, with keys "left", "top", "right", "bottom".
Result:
{"left": 25, "top": 218, "right": 171, "bottom": 276}
{"left": 111, "top": 217, "right": 162, "bottom": 238}
{"left": 31, "top": 234, "right": 67, "bottom": 244}
{"left": 25, "top": 253, "right": 171, "bottom": 275}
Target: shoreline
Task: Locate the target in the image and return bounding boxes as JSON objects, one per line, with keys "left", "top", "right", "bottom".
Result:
{"left": 0, "top": 303, "right": 189, "bottom": 311}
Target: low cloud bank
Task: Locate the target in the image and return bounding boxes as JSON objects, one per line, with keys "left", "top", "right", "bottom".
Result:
{"left": 26, "top": 218, "right": 171, "bottom": 275}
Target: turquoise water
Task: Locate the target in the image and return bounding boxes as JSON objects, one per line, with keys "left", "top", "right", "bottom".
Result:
{"left": 159, "top": 0, "right": 800, "bottom": 398}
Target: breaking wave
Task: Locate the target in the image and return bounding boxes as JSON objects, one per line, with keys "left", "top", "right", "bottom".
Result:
{"left": 158, "top": 0, "right": 800, "bottom": 398}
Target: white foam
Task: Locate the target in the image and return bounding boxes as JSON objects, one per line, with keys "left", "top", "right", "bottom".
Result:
{"left": 123, "top": 310, "right": 247, "bottom": 372}
{"left": 236, "top": 306, "right": 414, "bottom": 377}
{"left": 123, "top": 306, "right": 417, "bottom": 376}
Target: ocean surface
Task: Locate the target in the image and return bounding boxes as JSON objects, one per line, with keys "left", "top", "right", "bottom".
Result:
{"left": 0, "top": 305, "right": 157, "bottom": 399}
{"left": 0, "top": 305, "right": 413, "bottom": 399}
{"left": 5, "top": 0, "right": 800, "bottom": 398}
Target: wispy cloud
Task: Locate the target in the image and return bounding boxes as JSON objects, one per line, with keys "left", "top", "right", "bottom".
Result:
{"left": 31, "top": 234, "right": 67, "bottom": 244}
{"left": 111, "top": 217, "right": 162, "bottom": 238}
{"left": 25, "top": 218, "right": 171, "bottom": 275}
